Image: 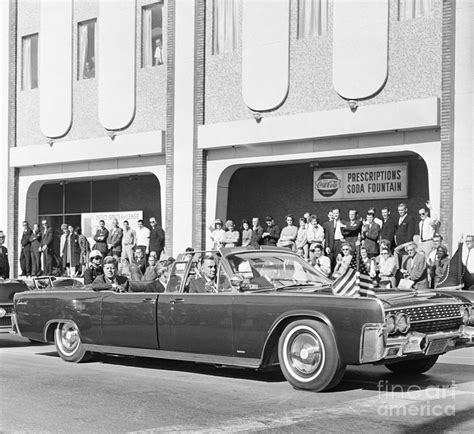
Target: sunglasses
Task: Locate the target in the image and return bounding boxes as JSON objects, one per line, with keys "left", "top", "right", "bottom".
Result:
{"left": 342, "top": 248, "right": 350, "bottom": 251}
{"left": 91, "top": 256, "right": 102, "bottom": 260}
{"left": 419, "top": 213, "right": 425, "bottom": 216}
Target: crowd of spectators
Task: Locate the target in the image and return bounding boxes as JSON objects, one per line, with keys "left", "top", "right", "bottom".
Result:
{"left": 209, "top": 202, "right": 474, "bottom": 290}
{"left": 0, "top": 202, "right": 472, "bottom": 292}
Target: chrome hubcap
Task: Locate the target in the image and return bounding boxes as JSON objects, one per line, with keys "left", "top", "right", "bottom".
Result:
{"left": 288, "top": 332, "right": 322, "bottom": 376}
{"left": 61, "top": 325, "right": 79, "bottom": 351}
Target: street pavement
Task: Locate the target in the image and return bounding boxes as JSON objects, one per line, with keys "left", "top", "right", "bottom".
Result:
{"left": 1, "top": 333, "right": 473, "bottom": 433}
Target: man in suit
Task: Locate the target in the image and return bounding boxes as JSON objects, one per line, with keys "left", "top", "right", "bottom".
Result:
{"left": 401, "top": 242, "right": 428, "bottom": 289}
{"left": 20, "top": 221, "right": 33, "bottom": 277}
{"left": 93, "top": 220, "right": 109, "bottom": 256}
{"left": 341, "top": 209, "right": 362, "bottom": 252}
{"left": 0, "top": 231, "right": 9, "bottom": 279}
{"left": 40, "top": 219, "right": 54, "bottom": 275}
{"left": 395, "top": 203, "right": 416, "bottom": 246}
{"left": 323, "top": 208, "right": 345, "bottom": 267}
{"left": 93, "top": 256, "right": 129, "bottom": 292}
{"left": 149, "top": 217, "right": 165, "bottom": 259}
{"left": 107, "top": 219, "right": 123, "bottom": 257}
{"left": 189, "top": 256, "right": 218, "bottom": 293}
{"left": 29, "top": 223, "right": 42, "bottom": 276}
{"left": 379, "top": 207, "right": 396, "bottom": 251}
{"left": 361, "top": 212, "right": 381, "bottom": 258}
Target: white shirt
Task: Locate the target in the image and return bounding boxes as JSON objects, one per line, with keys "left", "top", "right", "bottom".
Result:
{"left": 419, "top": 214, "right": 438, "bottom": 242}
{"left": 398, "top": 214, "right": 407, "bottom": 226}
{"left": 313, "top": 255, "right": 331, "bottom": 277}
{"left": 334, "top": 220, "right": 344, "bottom": 241}
{"left": 136, "top": 226, "right": 151, "bottom": 251}
{"left": 462, "top": 245, "right": 474, "bottom": 273}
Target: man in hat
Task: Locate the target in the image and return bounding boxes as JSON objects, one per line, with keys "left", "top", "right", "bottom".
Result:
{"left": 262, "top": 216, "right": 280, "bottom": 246}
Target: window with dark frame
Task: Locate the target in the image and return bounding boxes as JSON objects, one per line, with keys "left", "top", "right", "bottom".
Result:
{"left": 78, "top": 19, "right": 96, "bottom": 80}
{"left": 22, "top": 33, "right": 39, "bottom": 90}
{"left": 142, "top": 2, "right": 164, "bottom": 68}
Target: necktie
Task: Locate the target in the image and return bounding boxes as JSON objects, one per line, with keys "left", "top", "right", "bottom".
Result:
{"left": 420, "top": 221, "right": 424, "bottom": 241}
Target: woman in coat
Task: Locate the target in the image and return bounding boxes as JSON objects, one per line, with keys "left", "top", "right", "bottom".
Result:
{"left": 63, "top": 225, "right": 81, "bottom": 276}
{"left": 76, "top": 227, "right": 90, "bottom": 277}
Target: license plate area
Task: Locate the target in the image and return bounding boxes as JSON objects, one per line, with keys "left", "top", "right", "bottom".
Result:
{"left": 425, "top": 339, "right": 449, "bottom": 355}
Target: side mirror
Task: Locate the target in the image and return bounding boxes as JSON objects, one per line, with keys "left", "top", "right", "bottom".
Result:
{"left": 230, "top": 275, "right": 244, "bottom": 291}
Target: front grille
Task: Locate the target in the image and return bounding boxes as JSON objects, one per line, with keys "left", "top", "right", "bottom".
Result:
{"left": 0, "top": 316, "right": 12, "bottom": 327}
{"left": 387, "top": 303, "right": 465, "bottom": 334}
{"left": 394, "top": 304, "right": 462, "bottom": 322}
{"left": 410, "top": 318, "right": 463, "bottom": 333}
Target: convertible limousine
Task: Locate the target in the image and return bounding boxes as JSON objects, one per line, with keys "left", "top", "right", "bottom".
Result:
{"left": 13, "top": 247, "right": 474, "bottom": 392}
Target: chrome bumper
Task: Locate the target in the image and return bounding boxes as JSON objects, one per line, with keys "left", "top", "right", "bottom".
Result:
{"left": 360, "top": 324, "right": 474, "bottom": 364}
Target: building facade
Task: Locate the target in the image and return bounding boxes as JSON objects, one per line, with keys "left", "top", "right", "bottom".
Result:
{"left": 0, "top": 0, "right": 473, "bottom": 276}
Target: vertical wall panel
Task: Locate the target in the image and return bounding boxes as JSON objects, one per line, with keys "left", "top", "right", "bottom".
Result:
{"left": 332, "top": 0, "right": 389, "bottom": 100}
{"left": 39, "top": 0, "right": 73, "bottom": 138}
{"left": 98, "top": 0, "right": 136, "bottom": 130}
{"left": 242, "top": 0, "right": 290, "bottom": 112}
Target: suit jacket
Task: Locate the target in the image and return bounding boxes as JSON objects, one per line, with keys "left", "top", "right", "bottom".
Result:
{"left": 0, "top": 246, "right": 9, "bottom": 278}
{"left": 323, "top": 220, "right": 338, "bottom": 251}
{"left": 93, "top": 228, "right": 109, "bottom": 255}
{"left": 362, "top": 222, "right": 381, "bottom": 255}
{"left": 380, "top": 217, "right": 396, "bottom": 245}
{"left": 262, "top": 225, "right": 280, "bottom": 246}
{"left": 149, "top": 226, "right": 165, "bottom": 253}
{"left": 250, "top": 225, "right": 264, "bottom": 248}
{"left": 21, "top": 228, "right": 33, "bottom": 248}
{"left": 402, "top": 252, "right": 428, "bottom": 289}
{"left": 341, "top": 219, "right": 362, "bottom": 248}
{"left": 40, "top": 227, "right": 54, "bottom": 250}
{"left": 189, "top": 276, "right": 217, "bottom": 293}
{"left": 29, "top": 229, "right": 42, "bottom": 249}
{"left": 92, "top": 273, "right": 130, "bottom": 291}
{"left": 107, "top": 227, "right": 123, "bottom": 252}
{"left": 395, "top": 215, "right": 416, "bottom": 246}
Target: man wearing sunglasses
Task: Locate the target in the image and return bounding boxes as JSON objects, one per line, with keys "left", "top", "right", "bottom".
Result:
{"left": 417, "top": 200, "right": 439, "bottom": 258}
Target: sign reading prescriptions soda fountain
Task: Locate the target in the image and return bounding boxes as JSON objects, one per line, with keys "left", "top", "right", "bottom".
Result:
{"left": 313, "top": 164, "right": 408, "bottom": 201}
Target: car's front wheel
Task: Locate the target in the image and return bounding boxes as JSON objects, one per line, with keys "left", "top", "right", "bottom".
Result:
{"left": 278, "top": 319, "right": 345, "bottom": 392}
{"left": 54, "top": 322, "right": 92, "bottom": 363}
{"left": 384, "top": 355, "right": 439, "bottom": 375}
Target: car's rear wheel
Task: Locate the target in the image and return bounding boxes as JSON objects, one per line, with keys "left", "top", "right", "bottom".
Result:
{"left": 278, "top": 319, "right": 345, "bottom": 392}
{"left": 384, "top": 355, "right": 439, "bottom": 375}
{"left": 54, "top": 322, "right": 92, "bottom": 363}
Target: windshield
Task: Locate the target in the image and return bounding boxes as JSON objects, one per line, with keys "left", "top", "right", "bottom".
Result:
{"left": 226, "top": 252, "right": 331, "bottom": 291}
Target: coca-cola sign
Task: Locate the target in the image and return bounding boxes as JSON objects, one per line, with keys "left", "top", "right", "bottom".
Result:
{"left": 313, "top": 164, "right": 408, "bottom": 201}
{"left": 314, "top": 172, "right": 341, "bottom": 197}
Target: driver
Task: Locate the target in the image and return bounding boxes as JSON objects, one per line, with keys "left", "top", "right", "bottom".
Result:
{"left": 189, "top": 256, "right": 218, "bottom": 293}
{"left": 93, "top": 256, "right": 130, "bottom": 292}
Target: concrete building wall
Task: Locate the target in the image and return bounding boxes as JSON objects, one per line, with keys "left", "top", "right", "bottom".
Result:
{"left": 204, "top": 0, "right": 442, "bottom": 124}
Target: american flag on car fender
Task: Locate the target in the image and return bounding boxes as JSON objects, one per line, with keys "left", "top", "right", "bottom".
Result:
{"left": 332, "top": 268, "right": 376, "bottom": 298}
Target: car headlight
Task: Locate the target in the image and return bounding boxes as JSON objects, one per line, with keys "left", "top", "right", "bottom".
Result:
{"left": 460, "top": 306, "right": 471, "bottom": 325}
{"left": 0, "top": 307, "right": 6, "bottom": 318}
{"left": 385, "top": 314, "right": 396, "bottom": 335}
{"left": 396, "top": 313, "right": 410, "bottom": 334}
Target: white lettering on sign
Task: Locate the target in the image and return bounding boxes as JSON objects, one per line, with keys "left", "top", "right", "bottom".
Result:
{"left": 313, "top": 164, "right": 408, "bottom": 202}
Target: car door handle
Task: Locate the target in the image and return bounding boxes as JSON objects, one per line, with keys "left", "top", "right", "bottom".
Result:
{"left": 142, "top": 298, "right": 155, "bottom": 303}
{"left": 170, "top": 298, "right": 184, "bottom": 304}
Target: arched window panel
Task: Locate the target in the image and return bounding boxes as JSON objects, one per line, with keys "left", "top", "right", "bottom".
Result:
{"left": 242, "top": 0, "right": 290, "bottom": 112}
{"left": 98, "top": 0, "right": 136, "bottom": 131}
{"left": 39, "top": 0, "right": 73, "bottom": 138}
{"left": 332, "top": 0, "right": 389, "bottom": 101}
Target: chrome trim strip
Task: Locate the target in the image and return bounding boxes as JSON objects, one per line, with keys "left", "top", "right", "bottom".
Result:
{"left": 82, "top": 344, "right": 261, "bottom": 368}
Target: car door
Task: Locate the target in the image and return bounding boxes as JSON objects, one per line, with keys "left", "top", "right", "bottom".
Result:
{"left": 101, "top": 291, "right": 159, "bottom": 349}
{"left": 158, "top": 261, "right": 234, "bottom": 356}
